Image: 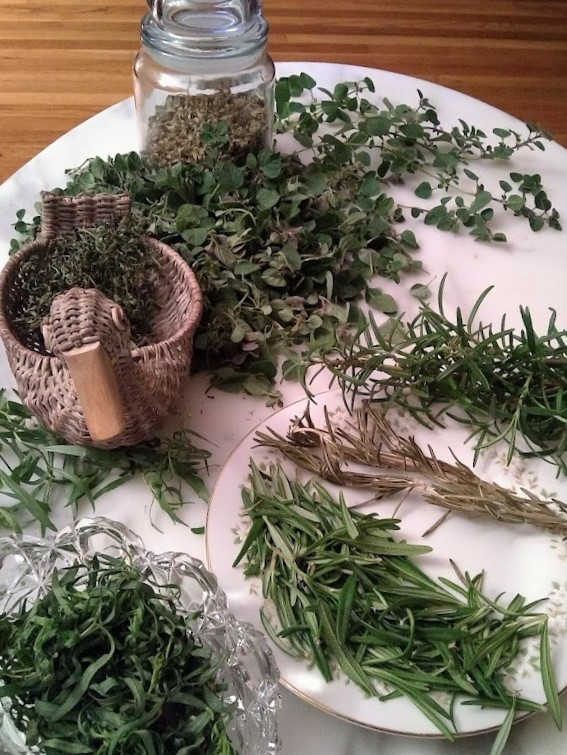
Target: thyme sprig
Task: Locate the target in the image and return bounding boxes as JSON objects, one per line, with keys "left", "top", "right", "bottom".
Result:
{"left": 0, "top": 555, "right": 236, "bottom": 754}
{"left": 0, "top": 390, "right": 210, "bottom": 532}
{"left": 255, "top": 402, "right": 567, "bottom": 535}
{"left": 306, "top": 280, "right": 567, "bottom": 472}
{"left": 235, "top": 462, "right": 562, "bottom": 746}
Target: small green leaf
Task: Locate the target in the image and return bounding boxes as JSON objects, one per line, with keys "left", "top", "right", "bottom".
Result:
{"left": 415, "top": 181, "right": 433, "bottom": 199}
{"left": 365, "top": 288, "right": 398, "bottom": 314}
{"left": 410, "top": 283, "right": 431, "bottom": 301}
{"left": 256, "top": 188, "right": 281, "bottom": 210}
{"left": 469, "top": 190, "right": 493, "bottom": 213}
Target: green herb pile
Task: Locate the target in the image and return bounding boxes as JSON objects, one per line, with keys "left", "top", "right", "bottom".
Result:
{"left": 0, "top": 556, "right": 236, "bottom": 755}
{"left": 12, "top": 74, "right": 561, "bottom": 404}
{"left": 0, "top": 390, "right": 210, "bottom": 532}
{"left": 234, "top": 462, "right": 562, "bottom": 749}
{"left": 308, "top": 279, "right": 567, "bottom": 472}
{"left": 12, "top": 217, "right": 160, "bottom": 352}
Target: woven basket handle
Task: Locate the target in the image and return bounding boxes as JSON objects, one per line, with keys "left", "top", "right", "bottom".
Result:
{"left": 39, "top": 192, "right": 132, "bottom": 239}
{"left": 62, "top": 342, "right": 128, "bottom": 443}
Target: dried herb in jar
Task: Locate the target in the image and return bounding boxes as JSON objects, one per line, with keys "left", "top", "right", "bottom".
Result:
{"left": 12, "top": 217, "right": 161, "bottom": 352}
{"left": 145, "top": 92, "right": 268, "bottom": 167}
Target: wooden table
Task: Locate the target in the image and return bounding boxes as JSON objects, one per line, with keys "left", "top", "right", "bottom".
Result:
{"left": 0, "top": 0, "right": 566, "bottom": 184}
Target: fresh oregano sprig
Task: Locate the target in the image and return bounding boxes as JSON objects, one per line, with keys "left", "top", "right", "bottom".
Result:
{"left": 0, "top": 555, "right": 236, "bottom": 754}
{"left": 234, "top": 462, "right": 562, "bottom": 746}
{"left": 276, "top": 74, "right": 561, "bottom": 242}
{"left": 0, "top": 389, "right": 210, "bottom": 532}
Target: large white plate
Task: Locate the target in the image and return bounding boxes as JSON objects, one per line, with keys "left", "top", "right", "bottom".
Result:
{"left": 206, "top": 390, "right": 567, "bottom": 738}
{"left": 1, "top": 62, "right": 567, "bottom": 754}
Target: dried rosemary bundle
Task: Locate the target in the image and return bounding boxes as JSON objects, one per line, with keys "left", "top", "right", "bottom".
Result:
{"left": 12, "top": 217, "right": 161, "bottom": 351}
{"left": 145, "top": 92, "right": 267, "bottom": 167}
{"left": 255, "top": 402, "right": 567, "bottom": 535}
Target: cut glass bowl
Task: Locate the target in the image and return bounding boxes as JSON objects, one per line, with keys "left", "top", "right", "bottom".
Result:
{"left": 0, "top": 517, "right": 281, "bottom": 754}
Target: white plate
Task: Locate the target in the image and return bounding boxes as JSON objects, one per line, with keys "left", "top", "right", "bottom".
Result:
{"left": 1, "top": 62, "right": 567, "bottom": 754}
{"left": 206, "top": 389, "right": 567, "bottom": 738}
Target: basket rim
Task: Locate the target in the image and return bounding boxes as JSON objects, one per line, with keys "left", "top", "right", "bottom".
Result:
{"left": 0, "top": 234, "right": 203, "bottom": 359}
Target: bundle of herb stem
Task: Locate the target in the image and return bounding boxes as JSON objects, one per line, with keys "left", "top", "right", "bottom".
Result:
{"left": 234, "top": 462, "right": 562, "bottom": 748}
{"left": 317, "top": 279, "right": 567, "bottom": 472}
{"left": 255, "top": 402, "right": 567, "bottom": 536}
{"left": 0, "top": 555, "right": 236, "bottom": 754}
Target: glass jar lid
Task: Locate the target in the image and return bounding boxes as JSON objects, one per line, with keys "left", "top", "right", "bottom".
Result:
{"left": 141, "top": 0, "right": 269, "bottom": 69}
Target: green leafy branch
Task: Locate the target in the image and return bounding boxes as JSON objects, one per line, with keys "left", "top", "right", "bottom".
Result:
{"left": 276, "top": 74, "right": 561, "bottom": 242}
{"left": 297, "top": 279, "right": 567, "bottom": 473}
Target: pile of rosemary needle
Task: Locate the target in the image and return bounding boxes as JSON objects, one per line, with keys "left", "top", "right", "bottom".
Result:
{"left": 235, "top": 462, "right": 562, "bottom": 748}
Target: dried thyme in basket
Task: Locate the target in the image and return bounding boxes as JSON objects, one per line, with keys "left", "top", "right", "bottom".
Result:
{"left": 12, "top": 217, "right": 161, "bottom": 352}
{"left": 234, "top": 462, "right": 562, "bottom": 747}
{"left": 145, "top": 92, "right": 268, "bottom": 167}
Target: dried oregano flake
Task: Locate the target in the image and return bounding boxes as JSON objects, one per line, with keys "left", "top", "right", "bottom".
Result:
{"left": 145, "top": 92, "right": 268, "bottom": 167}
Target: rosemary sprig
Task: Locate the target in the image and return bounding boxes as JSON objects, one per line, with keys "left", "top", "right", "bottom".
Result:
{"left": 235, "top": 462, "right": 561, "bottom": 744}
{"left": 0, "top": 390, "right": 210, "bottom": 532}
{"left": 312, "top": 279, "right": 567, "bottom": 472}
{"left": 255, "top": 402, "right": 567, "bottom": 535}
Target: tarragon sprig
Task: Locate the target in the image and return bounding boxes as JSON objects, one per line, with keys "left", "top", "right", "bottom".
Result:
{"left": 0, "top": 390, "right": 210, "bottom": 532}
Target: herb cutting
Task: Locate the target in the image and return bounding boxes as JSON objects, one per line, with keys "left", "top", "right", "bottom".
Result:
{"left": 0, "top": 390, "right": 210, "bottom": 532}
{"left": 255, "top": 400, "right": 567, "bottom": 536}
{"left": 233, "top": 461, "right": 562, "bottom": 752}
{"left": 300, "top": 277, "right": 567, "bottom": 474}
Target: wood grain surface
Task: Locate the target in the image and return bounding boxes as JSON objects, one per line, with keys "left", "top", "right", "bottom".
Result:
{"left": 0, "top": 0, "right": 566, "bottom": 183}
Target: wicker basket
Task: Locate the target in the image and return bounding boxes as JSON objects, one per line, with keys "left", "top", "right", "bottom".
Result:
{"left": 0, "top": 193, "right": 203, "bottom": 449}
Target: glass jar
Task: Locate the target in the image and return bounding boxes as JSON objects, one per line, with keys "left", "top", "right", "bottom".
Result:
{"left": 133, "top": 0, "right": 275, "bottom": 168}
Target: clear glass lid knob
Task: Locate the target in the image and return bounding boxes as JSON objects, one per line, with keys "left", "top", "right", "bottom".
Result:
{"left": 143, "top": 0, "right": 267, "bottom": 51}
